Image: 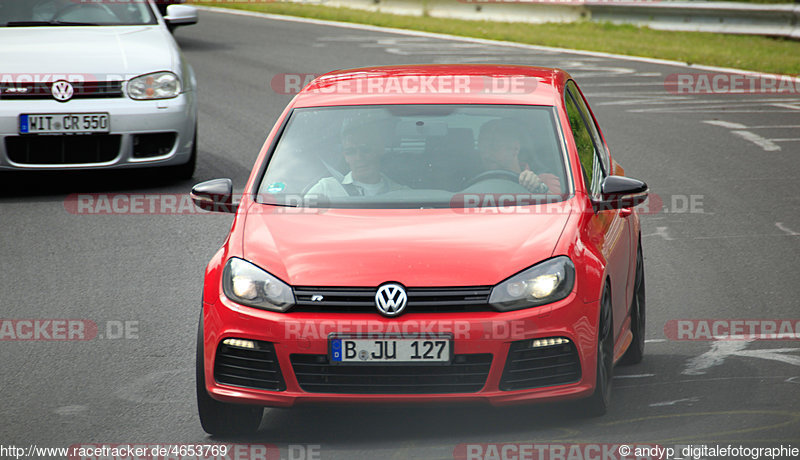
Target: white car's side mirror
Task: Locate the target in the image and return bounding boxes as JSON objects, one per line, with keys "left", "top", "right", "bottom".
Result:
{"left": 164, "top": 4, "right": 198, "bottom": 30}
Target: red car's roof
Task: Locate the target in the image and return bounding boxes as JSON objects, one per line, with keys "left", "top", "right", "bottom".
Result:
{"left": 292, "top": 64, "right": 570, "bottom": 108}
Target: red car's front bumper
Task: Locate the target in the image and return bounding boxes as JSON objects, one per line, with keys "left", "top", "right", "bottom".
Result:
{"left": 202, "top": 290, "right": 600, "bottom": 407}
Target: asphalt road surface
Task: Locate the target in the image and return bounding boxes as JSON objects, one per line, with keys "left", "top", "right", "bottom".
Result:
{"left": 1, "top": 8, "right": 799, "bottom": 460}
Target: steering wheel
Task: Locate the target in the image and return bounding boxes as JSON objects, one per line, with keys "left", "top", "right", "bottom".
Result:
{"left": 463, "top": 169, "right": 520, "bottom": 188}
{"left": 51, "top": 2, "right": 118, "bottom": 22}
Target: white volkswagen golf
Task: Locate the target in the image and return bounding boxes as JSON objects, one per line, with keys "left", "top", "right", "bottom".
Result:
{"left": 0, "top": 0, "right": 198, "bottom": 178}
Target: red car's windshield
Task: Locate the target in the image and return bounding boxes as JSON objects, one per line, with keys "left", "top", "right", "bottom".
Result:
{"left": 258, "top": 104, "right": 570, "bottom": 208}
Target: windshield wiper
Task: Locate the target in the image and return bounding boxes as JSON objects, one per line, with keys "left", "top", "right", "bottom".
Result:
{"left": 4, "top": 20, "right": 101, "bottom": 27}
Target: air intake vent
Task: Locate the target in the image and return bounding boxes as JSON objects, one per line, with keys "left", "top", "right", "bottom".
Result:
{"left": 291, "top": 353, "right": 492, "bottom": 394}
{"left": 500, "top": 338, "right": 581, "bottom": 391}
{"left": 213, "top": 339, "right": 285, "bottom": 391}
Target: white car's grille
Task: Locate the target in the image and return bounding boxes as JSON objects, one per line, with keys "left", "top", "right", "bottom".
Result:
{"left": 6, "top": 135, "right": 122, "bottom": 165}
{"left": 0, "top": 81, "right": 124, "bottom": 100}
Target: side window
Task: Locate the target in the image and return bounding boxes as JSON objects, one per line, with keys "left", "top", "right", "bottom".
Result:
{"left": 566, "top": 81, "right": 610, "bottom": 175}
{"left": 564, "top": 89, "right": 598, "bottom": 194}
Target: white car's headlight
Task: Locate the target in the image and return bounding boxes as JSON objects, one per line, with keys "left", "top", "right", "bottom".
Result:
{"left": 222, "top": 258, "right": 295, "bottom": 312}
{"left": 489, "top": 256, "right": 575, "bottom": 311}
{"left": 127, "top": 72, "right": 181, "bottom": 100}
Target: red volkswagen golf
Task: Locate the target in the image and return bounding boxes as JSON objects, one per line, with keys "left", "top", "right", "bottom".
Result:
{"left": 192, "top": 65, "right": 648, "bottom": 435}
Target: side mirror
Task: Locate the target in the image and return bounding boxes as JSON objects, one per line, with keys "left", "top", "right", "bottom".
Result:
{"left": 191, "top": 178, "right": 238, "bottom": 213}
{"left": 164, "top": 4, "right": 198, "bottom": 30}
{"left": 593, "top": 176, "right": 648, "bottom": 211}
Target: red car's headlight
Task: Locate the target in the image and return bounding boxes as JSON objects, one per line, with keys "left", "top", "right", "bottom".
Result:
{"left": 222, "top": 257, "right": 295, "bottom": 312}
{"left": 489, "top": 256, "right": 575, "bottom": 312}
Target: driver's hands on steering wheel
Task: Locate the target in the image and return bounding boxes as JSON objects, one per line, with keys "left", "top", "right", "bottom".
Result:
{"left": 519, "top": 168, "right": 561, "bottom": 194}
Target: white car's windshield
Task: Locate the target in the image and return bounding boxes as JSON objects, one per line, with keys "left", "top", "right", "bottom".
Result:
{"left": 0, "top": 0, "right": 157, "bottom": 26}
{"left": 258, "top": 104, "right": 570, "bottom": 209}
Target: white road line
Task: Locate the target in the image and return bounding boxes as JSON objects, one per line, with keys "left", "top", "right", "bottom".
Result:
{"left": 54, "top": 405, "right": 88, "bottom": 416}
{"left": 642, "top": 226, "right": 673, "bottom": 241}
{"left": 683, "top": 340, "right": 800, "bottom": 376}
{"left": 775, "top": 222, "right": 800, "bottom": 236}
{"left": 703, "top": 120, "right": 748, "bottom": 129}
{"left": 731, "top": 130, "right": 781, "bottom": 152}
{"left": 771, "top": 103, "right": 800, "bottom": 110}
{"left": 632, "top": 109, "right": 800, "bottom": 114}
{"left": 645, "top": 339, "right": 667, "bottom": 343}
{"left": 610, "top": 100, "right": 800, "bottom": 109}
{"left": 649, "top": 397, "right": 700, "bottom": 407}
{"left": 682, "top": 340, "right": 751, "bottom": 375}
{"left": 734, "top": 349, "right": 800, "bottom": 367}
{"left": 690, "top": 233, "right": 799, "bottom": 240}
{"left": 772, "top": 138, "right": 800, "bottom": 142}
{"left": 197, "top": 6, "right": 800, "bottom": 82}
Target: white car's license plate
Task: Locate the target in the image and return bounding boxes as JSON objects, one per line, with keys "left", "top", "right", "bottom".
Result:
{"left": 19, "top": 113, "right": 110, "bottom": 134}
{"left": 330, "top": 336, "right": 452, "bottom": 364}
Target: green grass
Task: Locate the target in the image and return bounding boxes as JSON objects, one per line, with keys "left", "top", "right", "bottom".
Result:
{"left": 197, "top": 1, "right": 800, "bottom": 75}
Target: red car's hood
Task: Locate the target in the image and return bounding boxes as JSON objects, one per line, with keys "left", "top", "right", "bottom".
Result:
{"left": 241, "top": 203, "right": 574, "bottom": 287}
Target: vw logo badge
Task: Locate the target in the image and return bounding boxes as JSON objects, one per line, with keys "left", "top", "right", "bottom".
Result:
{"left": 51, "top": 81, "right": 74, "bottom": 102}
{"left": 375, "top": 283, "right": 407, "bottom": 317}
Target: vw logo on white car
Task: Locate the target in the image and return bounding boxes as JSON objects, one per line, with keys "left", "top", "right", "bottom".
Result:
{"left": 375, "top": 283, "right": 408, "bottom": 317}
{"left": 51, "top": 81, "right": 74, "bottom": 102}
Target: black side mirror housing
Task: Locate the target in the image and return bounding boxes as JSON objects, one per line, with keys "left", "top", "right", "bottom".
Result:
{"left": 191, "top": 178, "right": 238, "bottom": 213}
{"left": 593, "top": 176, "right": 648, "bottom": 211}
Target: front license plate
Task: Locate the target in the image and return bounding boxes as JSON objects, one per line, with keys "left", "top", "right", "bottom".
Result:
{"left": 19, "top": 113, "right": 110, "bottom": 134}
{"left": 330, "top": 337, "right": 452, "bottom": 364}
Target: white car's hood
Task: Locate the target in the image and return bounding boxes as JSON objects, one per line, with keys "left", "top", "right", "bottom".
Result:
{"left": 0, "top": 26, "right": 177, "bottom": 78}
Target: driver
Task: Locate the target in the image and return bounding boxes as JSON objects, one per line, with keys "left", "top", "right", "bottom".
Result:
{"left": 477, "top": 119, "right": 561, "bottom": 194}
{"left": 305, "top": 121, "right": 407, "bottom": 198}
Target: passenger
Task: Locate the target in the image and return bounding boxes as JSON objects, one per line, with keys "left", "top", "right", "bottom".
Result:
{"left": 305, "top": 122, "right": 406, "bottom": 198}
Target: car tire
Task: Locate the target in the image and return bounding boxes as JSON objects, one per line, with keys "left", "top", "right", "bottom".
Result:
{"left": 171, "top": 128, "right": 197, "bottom": 180}
{"left": 196, "top": 312, "right": 263, "bottom": 435}
{"left": 620, "top": 241, "right": 645, "bottom": 365}
{"left": 584, "top": 284, "right": 614, "bottom": 417}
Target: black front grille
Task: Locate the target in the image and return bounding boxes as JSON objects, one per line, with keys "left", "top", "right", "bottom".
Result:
{"left": 0, "top": 81, "right": 124, "bottom": 100}
{"left": 291, "top": 353, "right": 492, "bottom": 394}
{"left": 500, "top": 338, "right": 581, "bottom": 391}
{"left": 214, "top": 340, "right": 286, "bottom": 391}
{"left": 6, "top": 134, "right": 121, "bottom": 165}
{"left": 292, "top": 286, "right": 493, "bottom": 313}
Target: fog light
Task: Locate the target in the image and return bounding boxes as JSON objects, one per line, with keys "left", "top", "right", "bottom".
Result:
{"left": 222, "top": 338, "right": 256, "bottom": 349}
{"left": 530, "top": 337, "right": 570, "bottom": 348}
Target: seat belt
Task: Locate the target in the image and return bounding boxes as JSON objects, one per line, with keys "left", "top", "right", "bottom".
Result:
{"left": 342, "top": 183, "right": 363, "bottom": 196}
